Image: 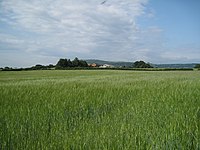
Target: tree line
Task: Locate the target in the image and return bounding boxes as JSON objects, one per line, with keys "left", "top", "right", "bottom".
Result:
{"left": 56, "top": 57, "right": 88, "bottom": 69}
{"left": 1, "top": 57, "right": 199, "bottom": 71}
{"left": 55, "top": 59, "right": 154, "bottom": 69}
{"left": 194, "top": 64, "right": 200, "bottom": 69}
{"left": 132, "top": 61, "right": 153, "bottom": 68}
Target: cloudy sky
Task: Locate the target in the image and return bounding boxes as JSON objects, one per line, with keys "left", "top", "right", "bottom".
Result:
{"left": 0, "top": 0, "right": 200, "bottom": 67}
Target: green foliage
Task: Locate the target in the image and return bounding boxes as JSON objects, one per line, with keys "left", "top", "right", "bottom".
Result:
{"left": 72, "top": 57, "right": 79, "bottom": 67}
{"left": 56, "top": 57, "right": 88, "bottom": 69}
{"left": 194, "top": 64, "right": 200, "bottom": 68}
{"left": 79, "top": 60, "right": 88, "bottom": 67}
{"left": 133, "top": 60, "right": 153, "bottom": 68}
{"left": 56, "top": 58, "right": 71, "bottom": 68}
{"left": 0, "top": 71, "right": 200, "bottom": 149}
{"left": 31, "top": 64, "right": 55, "bottom": 70}
{"left": 1, "top": 65, "right": 55, "bottom": 71}
{"left": 31, "top": 64, "right": 44, "bottom": 70}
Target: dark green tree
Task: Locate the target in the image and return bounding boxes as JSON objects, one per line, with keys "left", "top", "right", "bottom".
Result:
{"left": 3, "top": 67, "right": 12, "bottom": 71}
{"left": 56, "top": 59, "right": 70, "bottom": 68}
{"left": 56, "top": 57, "right": 88, "bottom": 68}
{"left": 79, "top": 60, "right": 88, "bottom": 67}
{"left": 133, "top": 61, "right": 153, "bottom": 68}
{"left": 67, "top": 59, "right": 73, "bottom": 67}
{"left": 48, "top": 64, "right": 55, "bottom": 68}
{"left": 194, "top": 64, "right": 200, "bottom": 68}
{"left": 72, "top": 57, "right": 80, "bottom": 67}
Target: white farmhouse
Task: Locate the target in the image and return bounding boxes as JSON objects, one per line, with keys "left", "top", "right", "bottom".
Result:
{"left": 99, "top": 64, "right": 114, "bottom": 68}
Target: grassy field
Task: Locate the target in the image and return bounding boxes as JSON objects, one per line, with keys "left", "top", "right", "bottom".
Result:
{"left": 0, "top": 70, "right": 200, "bottom": 149}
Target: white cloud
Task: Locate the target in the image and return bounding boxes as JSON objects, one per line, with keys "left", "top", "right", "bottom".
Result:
{"left": 0, "top": 0, "right": 149, "bottom": 62}
{"left": 0, "top": 0, "right": 147, "bottom": 33}
{"left": 0, "top": 0, "right": 199, "bottom": 66}
{"left": 0, "top": 33, "right": 25, "bottom": 44}
{"left": 160, "top": 46, "right": 200, "bottom": 63}
{"left": 0, "top": 52, "right": 58, "bottom": 67}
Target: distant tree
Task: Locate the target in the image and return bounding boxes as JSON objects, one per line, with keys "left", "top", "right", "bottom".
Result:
{"left": 194, "top": 64, "right": 200, "bottom": 68}
{"left": 48, "top": 64, "right": 55, "bottom": 68}
{"left": 72, "top": 57, "right": 80, "bottom": 67}
{"left": 35, "top": 64, "right": 43, "bottom": 69}
{"left": 56, "top": 59, "right": 71, "bottom": 68}
{"left": 79, "top": 60, "right": 88, "bottom": 67}
{"left": 31, "top": 64, "right": 47, "bottom": 70}
{"left": 67, "top": 59, "right": 73, "bottom": 67}
{"left": 56, "top": 57, "right": 88, "bottom": 69}
{"left": 133, "top": 61, "right": 153, "bottom": 68}
{"left": 3, "top": 67, "right": 12, "bottom": 71}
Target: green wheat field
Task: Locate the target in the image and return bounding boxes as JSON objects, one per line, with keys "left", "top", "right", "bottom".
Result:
{"left": 0, "top": 70, "right": 200, "bottom": 149}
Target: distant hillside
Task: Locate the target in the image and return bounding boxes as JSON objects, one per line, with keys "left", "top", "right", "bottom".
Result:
{"left": 153, "top": 63, "right": 197, "bottom": 68}
{"left": 85, "top": 59, "right": 132, "bottom": 67}
{"left": 85, "top": 59, "right": 197, "bottom": 68}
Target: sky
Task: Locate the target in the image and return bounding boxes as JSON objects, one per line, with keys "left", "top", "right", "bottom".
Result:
{"left": 0, "top": 0, "right": 200, "bottom": 67}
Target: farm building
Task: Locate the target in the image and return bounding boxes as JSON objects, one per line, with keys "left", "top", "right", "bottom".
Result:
{"left": 99, "top": 64, "right": 114, "bottom": 68}
{"left": 88, "top": 63, "right": 99, "bottom": 67}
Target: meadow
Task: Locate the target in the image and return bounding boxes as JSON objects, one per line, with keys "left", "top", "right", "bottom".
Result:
{"left": 0, "top": 70, "right": 200, "bottom": 149}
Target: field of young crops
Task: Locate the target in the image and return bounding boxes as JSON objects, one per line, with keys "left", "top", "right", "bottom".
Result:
{"left": 0, "top": 70, "right": 200, "bottom": 149}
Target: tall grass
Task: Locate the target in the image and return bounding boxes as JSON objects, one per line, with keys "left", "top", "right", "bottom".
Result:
{"left": 0, "top": 70, "right": 200, "bottom": 149}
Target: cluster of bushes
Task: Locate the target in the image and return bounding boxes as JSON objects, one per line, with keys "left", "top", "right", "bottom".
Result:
{"left": 1, "top": 67, "right": 28, "bottom": 71}
{"left": 30, "top": 64, "right": 55, "bottom": 70}
{"left": 133, "top": 61, "right": 153, "bottom": 68}
{"left": 194, "top": 64, "right": 200, "bottom": 70}
{"left": 55, "top": 57, "right": 88, "bottom": 69}
{"left": 1, "top": 59, "right": 198, "bottom": 71}
{"left": 99, "top": 67, "right": 193, "bottom": 71}
{"left": 1, "top": 64, "right": 55, "bottom": 71}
